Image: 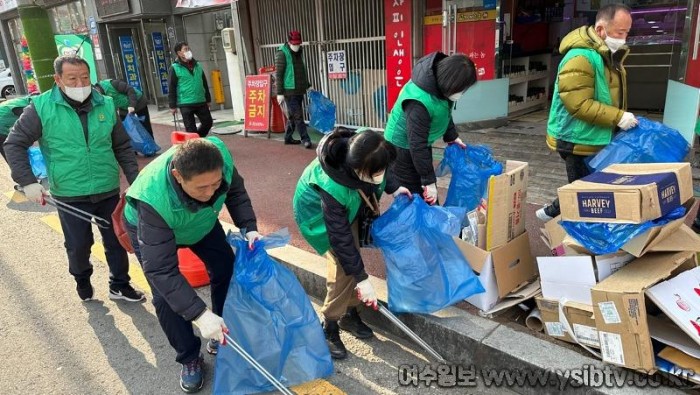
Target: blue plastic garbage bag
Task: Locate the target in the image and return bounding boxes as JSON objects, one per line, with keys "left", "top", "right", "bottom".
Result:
{"left": 122, "top": 113, "right": 160, "bottom": 156}
{"left": 436, "top": 144, "right": 503, "bottom": 210}
{"left": 212, "top": 229, "right": 333, "bottom": 394}
{"left": 371, "top": 194, "right": 484, "bottom": 313}
{"left": 587, "top": 117, "right": 690, "bottom": 172}
{"left": 308, "top": 90, "right": 336, "bottom": 134}
{"left": 28, "top": 146, "right": 47, "bottom": 179}
{"left": 560, "top": 206, "right": 686, "bottom": 255}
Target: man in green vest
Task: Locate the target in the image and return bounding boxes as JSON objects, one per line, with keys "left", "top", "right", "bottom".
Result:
{"left": 3, "top": 55, "right": 144, "bottom": 303}
{"left": 95, "top": 78, "right": 153, "bottom": 137}
{"left": 537, "top": 4, "right": 636, "bottom": 221}
{"left": 168, "top": 41, "right": 213, "bottom": 137}
{"left": 123, "top": 137, "right": 262, "bottom": 393}
{"left": 275, "top": 30, "right": 313, "bottom": 149}
{"left": 0, "top": 94, "right": 33, "bottom": 162}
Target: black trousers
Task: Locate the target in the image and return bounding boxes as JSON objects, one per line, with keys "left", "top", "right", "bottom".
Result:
{"left": 0, "top": 134, "right": 6, "bottom": 162}
{"left": 119, "top": 107, "right": 154, "bottom": 138}
{"left": 126, "top": 219, "right": 234, "bottom": 364}
{"left": 284, "top": 94, "right": 310, "bottom": 143}
{"left": 179, "top": 104, "right": 213, "bottom": 137}
{"left": 57, "top": 194, "right": 130, "bottom": 288}
{"left": 545, "top": 152, "right": 591, "bottom": 217}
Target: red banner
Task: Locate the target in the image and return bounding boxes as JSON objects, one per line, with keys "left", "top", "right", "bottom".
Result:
{"left": 244, "top": 75, "right": 271, "bottom": 132}
{"left": 385, "top": 0, "right": 412, "bottom": 112}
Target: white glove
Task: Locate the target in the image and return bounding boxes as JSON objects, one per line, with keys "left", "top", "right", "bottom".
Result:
{"left": 127, "top": 106, "right": 135, "bottom": 113}
{"left": 422, "top": 183, "right": 438, "bottom": 205}
{"left": 193, "top": 309, "right": 228, "bottom": 343}
{"left": 392, "top": 186, "right": 412, "bottom": 199}
{"left": 22, "top": 182, "right": 46, "bottom": 204}
{"left": 245, "top": 231, "right": 262, "bottom": 250}
{"left": 448, "top": 137, "right": 467, "bottom": 149}
{"left": 276, "top": 95, "right": 285, "bottom": 105}
{"left": 617, "top": 112, "right": 638, "bottom": 131}
{"left": 355, "top": 279, "right": 378, "bottom": 310}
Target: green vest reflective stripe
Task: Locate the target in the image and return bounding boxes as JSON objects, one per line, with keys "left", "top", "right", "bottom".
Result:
{"left": 279, "top": 44, "right": 296, "bottom": 90}
{"left": 172, "top": 62, "right": 206, "bottom": 106}
{"left": 547, "top": 48, "right": 614, "bottom": 146}
{"left": 384, "top": 81, "right": 451, "bottom": 149}
{"left": 98, "top": 79, "right": 142, "bottom": 110}
{"left": 124, "top": 137, "right": 234, "bottom": 245}
{"left": 0, "top": 96, "right": 30, "bottom": 136}
{"left": 34, "top": 85, "right": 119, "bottom": 197}
{"left": 293, "top": 159, "right": 385, "bottom": 255}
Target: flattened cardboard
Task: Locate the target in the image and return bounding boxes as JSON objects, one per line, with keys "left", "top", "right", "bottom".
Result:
{"left": 536, "top": 296, "right": 599, "bottom": 348}
{"left": 649, "top": 315, "right": 700, "bottom": 359}
{"left": 486, "top": 161, "right": 528, "bottom": 250}
{"left": 540, "top": 215, "right": 567, "bottom": 255}
{"left": 591, "top": 251, "right": 698, "bottom": 371}
{"left": 558, "top": 163, "right": 693, "bottom": 224}
{"left": 538, "top": 256, "right": 597, "bottom": 305}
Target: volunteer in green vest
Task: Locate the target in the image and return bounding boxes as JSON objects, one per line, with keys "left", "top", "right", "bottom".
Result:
{"left": 293, "top": 127, "right": 410, "bottom": 360}
{"left": 3, "top": 55, "right": 144, "bottom": 303}
{"left": 95, "top": 78, "right": 153, "bottom": 137}
{"left": 537, "top": 4, "right": 636, "bottom": 221}
{"left": 168, "top": 41, "right": 213, "bottom": 137}
{"left": 123, "top": 137, "right": 261, "bottom": 393}
{"left": 384, "top": 52, "right": 476, "bottom": 205}
{"left": 275, "top": 30, "right": 313, "bottom": 149}
{"left": 0, "top": 95, "right": 32, "bottom": 162}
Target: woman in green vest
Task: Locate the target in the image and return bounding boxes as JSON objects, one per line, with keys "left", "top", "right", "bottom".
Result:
{"left": 94, "top": 78, "right": 153, "bottom": 137}
{"left": 384, "top": 52, "right": 477, "bottom": 205}
{"left": 293, "top": 127, "right": 410, "bottom": 360}
{"left": 0, "top": 95, "right": 32, "bottom": 162}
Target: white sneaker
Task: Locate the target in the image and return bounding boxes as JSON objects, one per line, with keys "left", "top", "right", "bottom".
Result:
{"left": 536, "top": 206, "right": 554, "bottom": 222}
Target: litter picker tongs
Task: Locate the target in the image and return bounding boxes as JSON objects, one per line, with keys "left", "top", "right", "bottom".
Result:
{"left": 378, "top": 305, "right": 446, "bottom": 363}
{"left": 223, "top": 332, "right": 294, "bottom": 395}
{"left": 15, "top": 186, "right": 111, "bottom": 229}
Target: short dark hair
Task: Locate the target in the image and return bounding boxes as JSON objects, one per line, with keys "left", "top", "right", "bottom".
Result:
{"left": 174, "top": 41, "right": 189, "bottom": 53}
{"left": 346, "top": 129, "right": 396, "bottom": 178}
{"left": 53, "top": 55, "right": 90, "bottom": 76}
{"left": 171, "top": 139, "right": 224, "bottom": 181}
{"left": 435, "top": 54, "right": 477, "bottom": 97}
{"left": 596, "top": 4, "right": 631, "bottom": 24}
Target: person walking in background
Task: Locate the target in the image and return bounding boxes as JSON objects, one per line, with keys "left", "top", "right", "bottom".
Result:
{"left": 95, "top": 78, "right": 153, "bottom": 138}
{"left": 275, "top": 30, "right": 313, "bottom": 149}
{"left": 537, "top": 4, "right": 636, "bottom": 221}
{"left": 169, "top": 41, "right": 213, "bottom": 137}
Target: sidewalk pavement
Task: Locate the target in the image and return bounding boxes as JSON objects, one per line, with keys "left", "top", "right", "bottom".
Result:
{"left": 144, "top": 106, "right": 697, "bottom": 393}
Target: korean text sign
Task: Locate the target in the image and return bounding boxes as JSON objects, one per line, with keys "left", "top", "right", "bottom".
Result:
{"left": 152, "top": 32, "right": 169, "bottom": 95}
{"left": 385, "top": 0, "right": 412, "bottom": 111}
{"left": 119, "top": 35, "right": 142, "bottom": 90}
{"left": 244, "top": 75, "right": 271, "bottom": 131}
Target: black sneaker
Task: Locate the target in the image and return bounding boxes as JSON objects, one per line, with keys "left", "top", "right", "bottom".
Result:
{"left": 339, "top": 307, "right": 374, "bottom": 339}
{"left": 76, "top": 279, "right": 94, "bottom": 302}
{"left": 284, "top": 139, "right": 301, "bottom": 145}
{"left": 180, "top": 354, "right": 204, "bottom": 393}
{"left": 109, "top": 284, "right": 146, "bottom": 302}
{"left": 323, "top": 320, "right": 347, "bottom": 360}
{"left": 303, "top": 141, "right": 313, "bottom": 149}
{"left": 206, "top": 339, "right": 219, "bottom": 355}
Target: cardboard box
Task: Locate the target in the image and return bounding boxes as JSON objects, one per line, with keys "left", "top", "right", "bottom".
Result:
{"left": 540, "top": 215, "right": 567, "bottom": 256}
{"left": 486, "top": 161, "right": 528, "bottom": 250}
{"left": 536, "top": 297, "right": 600, "bottom": 348}
{"left": 538, "top": 252, "right": 635, "bottom": 305}
{"left": 455, "top": 231, "right": 538, "bottom": 312}
{"left": 558, "top": 163, "right": 693, "bottom": 224}
{"left": 591, "top": 251, "right": 698, "bottom": 371}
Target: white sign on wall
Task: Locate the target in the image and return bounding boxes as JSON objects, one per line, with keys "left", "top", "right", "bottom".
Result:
{"left": 327, "top": 50, "right": 347, "bottom": 80}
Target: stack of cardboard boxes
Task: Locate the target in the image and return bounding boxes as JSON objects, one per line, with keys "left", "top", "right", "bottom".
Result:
{"left": 536, "top": 162, "right": 700, "bottom": 381}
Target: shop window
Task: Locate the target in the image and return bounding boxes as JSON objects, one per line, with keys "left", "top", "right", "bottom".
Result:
{"left": 48, "top": 0, "right": 88, "bottom": 35}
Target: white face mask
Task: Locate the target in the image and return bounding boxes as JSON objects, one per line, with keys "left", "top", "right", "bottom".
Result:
{"left": 448, "top": 92, "right": 464, "bottom": 102}
{"left": 184, "top": 50, "right": 193, "bottom": 60}
{"left": 63, "top": 85, "right": 92, "bottom": 103}
{"left": 289, "top": 44, "right": 301, "bottom": 52}
{"left": 603, "top": 32, "right": 626, "bottom": 53}
{"left": 357, "top": 170, "right": 385, "bottom": 185}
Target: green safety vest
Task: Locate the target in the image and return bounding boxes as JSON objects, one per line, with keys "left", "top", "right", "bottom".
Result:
{"left": 172, "top": 62, "right": 206, "bottom": 106}
{"left": 0, "top": 96, "right": 31, "bottom": 136}
{"left": 384, "top": 81, "right": 451, "bottom": 149}
{"left": 293, "top": 158, "right": 384, "bottom": 255}
{"left": 547, "top": 48, "right": 614, "bottom": 146}
{"left": 124, "top": 137, "right": 234, "bottom": 245}
{"left": 279, "top": 44, "right": 296, "bottom": 90}
{"left": 34, "top": 85, "right": 119, "bottom": 197}
{"left": 97, "top": 79, "right": 142, "bottom": 110}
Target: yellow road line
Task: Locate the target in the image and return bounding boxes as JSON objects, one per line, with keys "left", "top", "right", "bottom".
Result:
{"left": 4, "top": 190, "right": 26, "bottom": 203}
{"left": 291, "top": 379, "right": 346, "bottom": 394}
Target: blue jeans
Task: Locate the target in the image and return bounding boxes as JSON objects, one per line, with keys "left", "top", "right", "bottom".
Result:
{"left": 284, "top": 94, "right": 310, "bottom": 143}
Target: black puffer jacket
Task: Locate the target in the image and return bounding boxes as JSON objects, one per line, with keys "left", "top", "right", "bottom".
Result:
{"left": 316, "top": 130, "right": 387, "bottom": 282}
{"left": 392, "top": 52, "right": 459, "bottom": 193}
{"left": 274, "top": 44, "right": 311, "bottom": 96}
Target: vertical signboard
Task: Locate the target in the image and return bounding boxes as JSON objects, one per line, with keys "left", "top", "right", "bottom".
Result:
{"left": 55, "top": 34, "right": 98, "bottom": 83}
{"left": 151, "top": 32, "right": 169, "bottom": 95}
{"left": 385, "top": 0, "right": 412, "bottom": 111}
{"left": 119, "top": 35, "right": 142, "bottom": 90}
{"left": 244, "top": 75, "right": 271, "bottom": 131}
